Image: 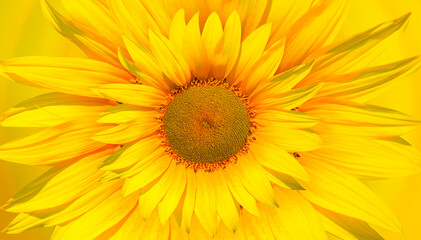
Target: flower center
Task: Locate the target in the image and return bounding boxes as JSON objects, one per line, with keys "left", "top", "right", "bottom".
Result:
{"left": 162, "top": 80, "right": 253, "bottom": 171}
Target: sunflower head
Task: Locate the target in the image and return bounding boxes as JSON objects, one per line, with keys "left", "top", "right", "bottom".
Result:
{"left": 162, "top": 78, "right": 254, "bottom": 171}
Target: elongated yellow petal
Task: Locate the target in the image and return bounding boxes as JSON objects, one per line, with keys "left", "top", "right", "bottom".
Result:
{"left": 149, "top": 30, "right": 191, "bottom": 86}
{"left": 123, "top": 156, "right": 171, "bottom": 195}
{"left": 109, "top": 204, "right": 146, "bottom": 240}
{"left": 250, "top": 140, "right": 309, "bottom": 181}
{"left": 1, "top": 93, "right": 111, "bottom": 127}
{"left": 180, "top": 170, "right": 197, "bottom": 232}
{"left": 213, "top": 172, "right": 239, "bottom": 232}
{"left": 183, "top": 13, "right": 211, "bottom": 79}
{"left": 258, "top": 187, "right": 328, "bottom": 240}
{"left": 107, "top": 0, "right": 170, "bottom": 48}
{"left": 1, "top": 57, "right": 131, "bottom": 98}
{"left": 50, "top": 189, "right": 138, "bottom": 240}
{"left": 229, "top": 23, "right": 271, "bottom": 85}
{"left": 92, "top": 120, "right": 159, "bottom": 144}
{"left": 314, "top": 57, "right": 421, "bottom": 101}
{"left": 5, "top": 180, "right": 122, "bottom": 234}
{"left": 169, "top": 9, "right": 187, "bottom": 51}
{"left": 316, "top": 206, "right": 383, "bottom": 240}
{"left": 235, "top": 208, "right": 275, "bottom": 240}
{"left": 0, "top": 120, "right": 108, "bottom": 165}
{"left": 255, "top": 110, "right": 320, "bottom": 129}
{"left": 98, "top": 104, "right": 160, "bottom": 124}
{"left": 240, "top": 39, "right": 285, "bottom": 95}
{"left": 223, "top": 167, "right": 259, "bottom": 217}
{"left": 280, "top": 0, "right": 346, "bottom": 70}
{"left": 3, "top": 147, "right": 114, "bottom": 213}
{"left": 257, "top": 83, "right": 323, "bottom": 110}
{"left": 138, "top": 161, "right": 176, "bottom": 219}
{"left": 304, "top": 13, "right": 411, "bottom": 85}
{"left": 101, "top": 137, "right": 161, "bottom": 171}
{"left": 304, "top": 99, "right": 421, "bottom": 137}
{"left": 41, "top": 0, "right": 120, "bottom": 65}
{"left": 212, "top": 11, "right": 241, "bottom": 80}
{"left": 139, "top": 210, "right": 170, "bottom": 240}
{"left": 158, "top": 166, "right": 187, "bottom": 224}
{"left": 202, "top": 12, "right": 223, "bottom": 68}
{"left": 60, "top": 0, "right": 123, "bottom": 48}
{"left": 121, "top": 37, "right": 169, "bottom": 89}
{"left": 93, "top": 83, "right": 167, "bottom": 107}
{"left": 255, "top": 127, "right": 322, "bottom": 152}
{"left": 302, "top": 135, "right": 421, "bottom": 179}
{"left": 300, "top": 161, "right": 402, "bottom": 232}
{"left": 194, "top": 171, "right": 218, "bottom": 237}
{"left": 258, "top": 61, "right": 314, "bottom": 99}
{"left": 266, "top": 0, "right": 313, "bottom": 47}
{"left": 265, "top": 168, "right": 305, "bottom": 190}
{"left": 109, "top": 147, "right": 166, "bottom": 181}
{"left": 234, "top": 154, "right": 278, "bottom": 207}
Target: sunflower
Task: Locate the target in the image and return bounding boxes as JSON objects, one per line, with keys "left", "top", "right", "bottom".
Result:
{"left": 1, "top": 0, "right": 420, "bottom": 239}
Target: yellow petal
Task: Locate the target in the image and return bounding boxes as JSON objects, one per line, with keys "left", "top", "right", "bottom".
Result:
{"left": 250, "top": 140, "right": 309, "bottom": 182}
{"left": 229, "top": 23, "right": 271, "bottom": 85}
{"left": 109, "top": 204, "right": 146, "bottom": 240}
{"left": 169, "top": 9, "right": 187, "bottom": 51}
{"left": 257, "top": 61, "right": 314, "bottom": 99}
{"left": 93, "top": 83, "right": 167, "bottom": 107}
{"left": 50, "top": 189, "right": 138, "bottom": 240}
{"left": 1, "top": 93, "right": 111, "bottom": 127}
{"left": 0, "top": 120, "right": 107, "bottom": 165}
{"left": 4, "top": 180, "right": 122, "bottom": 234}
{"left": 304, "top": 13, "right": 411, "bottom": 85}
{"left": 202, "top": 12, "right": 223, "bottom": 67}
{"left": 212, "top": 11, "right": 241, "bottom": 80}
{"left": 302, "top": 135, "right": 421, "bottom": 179}
{"left": 265, "top": 168, "right": 305, "bottom": 190}
{"left": 240, "top": 38, "right": 285, "bottom": 96}
{"left": 258, "top": 187, "right": 328, "bottom": 240}
{"left": 255, "top": 110, "right": 320, "bottom": 129}
{"left": 101, "top": 137, "right": 161, "bottom": 171}
{"left": 120, "top": 37, "right": 169, "bottom": 90}
{"left": 304, "top": 99, "right": 421, "bottom": 137}
{"left": 149, "top": 30, "right": 191, "bottom": 86}
{"left": 316, "top": 206, "right": 383, "bottom": 240}
{"left": 255, "top": 127, "right": 322, "bottom": 152}
{"left": 109, "top": 147, "right": 166, "bottom": 181}
{"left": 266, "top": 0, "right": 314, "bottom": 47}
{"left": 183, "top": 13, "right": 211, "bottom": 79}
{"left": 139, "top": 210, "right": 170, "bottom": 240}
{"left": 280, "top": 0, "right": 347, "bottom": 70}
{"left": 41, "top": 0, "right": 120, "bottom": 65}
{"left": 138, "top": 161, "right": 176, "bottom": 219}
{"left": 107, "top": 0, "right": 170, "bottom": 48}
{"left": 300, "top": 161, "right": 402, "bottom": 232}
{"left": 194, "top": 171, "right": 218, "bottom": 237}
{"left": 158, "top": 166, "right": 187, "bottom": 224}
{"left": 60, "top": 0, "right": 123, "bottom": 48}
{"left": 223, "top": 167, "right": 260, "bottom": 217}
{"left": 92, "top": 120, "right": 159, "bottom": 144}
{"left": 97, "top": 104, "right": 160, "bottom": 124}
{"left": 1, "top": 57, "right": 131, "bottom": 98}
{"left": 234, "top": 0, "right": 269, "bottom": 37}
{"left": 213, "top": 171, "right": 239, "bottom": 232}
{"left": 257, "top": 83, "right": 323, "bottom": 110}
{"left": 179, "top": 170, "right": 197, "bottom": 232}
{"left": 234, "top": 154, "right": 278, "bottom": 207}
{"left": 314, "top": 56, "right": 421, "bottom": 102}
{"left": 3, "top": 147, "right": 115, "bottom": 213}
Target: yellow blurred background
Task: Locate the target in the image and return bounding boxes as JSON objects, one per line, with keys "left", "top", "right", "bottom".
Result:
{"left": 0, "top": 0, "right": 420, "bottom": 239}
